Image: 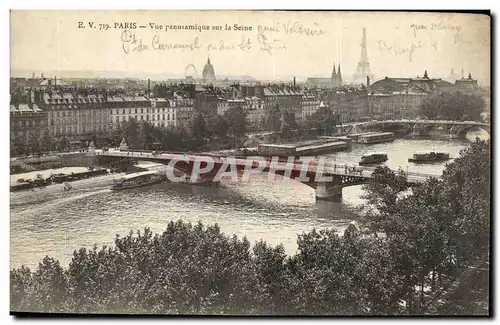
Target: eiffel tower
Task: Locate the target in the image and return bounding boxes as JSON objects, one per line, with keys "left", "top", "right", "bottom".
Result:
{"left": 352, "top": 27, "right": 374, "bottom": 85}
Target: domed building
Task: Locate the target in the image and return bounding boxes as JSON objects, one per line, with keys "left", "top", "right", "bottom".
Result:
{"left": 202, "top": 57, "right": 216, "bottom": 82}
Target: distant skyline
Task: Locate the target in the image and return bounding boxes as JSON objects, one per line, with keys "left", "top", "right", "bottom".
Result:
{"left": 11, "top": 11, "right": 490, "bottom": 85}
{"left": 10, "top": 68, "right": 477, "bottom": 85}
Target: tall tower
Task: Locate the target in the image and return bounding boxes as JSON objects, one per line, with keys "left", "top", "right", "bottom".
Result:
{"left": 352, "top": 27, "right": 374, "bottom": 85}
{"left": 337, "top": 64, "right": 343, "bottom": 86}
{"left": 331, "top": 64, "right": 337, "bottom": 87}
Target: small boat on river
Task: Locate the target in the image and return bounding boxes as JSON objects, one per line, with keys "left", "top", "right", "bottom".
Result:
{"left": 408, "top": 151, "right": 451, "bottom": 163}
{"left": 111, "top": 171, "right": 166, "bottom": 191}
{"left": 357, "top": 132, "right": 395, "bottom": 144}
{"left": 359, "top": 152, "right": 388, "bottom": 165}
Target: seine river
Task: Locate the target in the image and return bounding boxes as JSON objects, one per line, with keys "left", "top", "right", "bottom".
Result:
{"left": 10, "top": 131, "right": 488, "bottom": 269}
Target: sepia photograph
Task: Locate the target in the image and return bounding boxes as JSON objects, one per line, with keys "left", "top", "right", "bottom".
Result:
{"left": 9, "top": 9, "right": 491, "bottom": 316}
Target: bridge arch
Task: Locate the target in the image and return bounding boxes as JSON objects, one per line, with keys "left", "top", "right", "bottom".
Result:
{"left": 453, "top": 125, "right": 490, "bottom": 138}
{"left": 417, "top": 124, "right": 449, "bottom": 137}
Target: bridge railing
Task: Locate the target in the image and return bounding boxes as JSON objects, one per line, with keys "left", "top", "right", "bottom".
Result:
{"left": 98, "top": 151, "right": 438, "bottom": 180}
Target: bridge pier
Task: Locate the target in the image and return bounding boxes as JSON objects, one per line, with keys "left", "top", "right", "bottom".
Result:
{"left": 315, "top": 183, "right": 343, "bottom": 202}
{"left": 449, "top": 126, "right": 463, "bottom": 139}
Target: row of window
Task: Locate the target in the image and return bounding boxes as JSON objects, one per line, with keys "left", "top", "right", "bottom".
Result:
{"left": 47, "top": 104, "right": 103, "bottom": 110}
{"left": 108, "top": 101, "right": 150, "bottom": 108}
{"left": 12, "top": 120, "right": 45, "bottom": 127}
{"left": 48, "top": 110, "right": 104, "bottom": 118}
{"left": 110, "top": 107, "right": 178, "bottom": 115}
{"left": 50, "top": 124, "right": 109, "bottom": 136}
{"left": 49, "top": 118, "right": 107, "bottom": 125}
{"left": 49, "top": 120, "right": 108, "bottom": 126}
{"left": 113, "top": 113, "right": 176, "bottom": 123}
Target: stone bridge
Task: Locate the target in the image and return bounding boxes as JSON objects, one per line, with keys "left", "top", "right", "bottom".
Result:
{"left": 356, "top": 119, "right": 490, "bottom": 139}
{"left": 242, "top": 120, "right": 488, "bottom": 143}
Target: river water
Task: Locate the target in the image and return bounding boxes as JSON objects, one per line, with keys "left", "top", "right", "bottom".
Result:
{"left": 10, "top": 131, "right": 489, "bottom": 269}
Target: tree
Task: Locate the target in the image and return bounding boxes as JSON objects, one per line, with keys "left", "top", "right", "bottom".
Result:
{"left": 224, "top": 106, "right": 247, "bottom": 138}
{"left": 139, "top": 121, "right": 155, "bottom": 150}
{"left": 189, "top": 112, "right": 208, "bottom": 141}
{"left": 361, "top": 166, "right": 410, "bottom": 232}
{"left": 305, "top": 104, "right": 339, "bottom": 136}
{"left": 266, "top": 104, "right": 282, "bottom": 132}
{"left": 122, "top": 118, "right": 141, "bottom": 149}
{"left": 361, "top": 140, "right": 491, "bottom": 313}
{"left": 108, "top": 125, "right": 123, "bottom": 147}
{"left": 58, "top": 137, "right": 69, "bottom": 151}
{"left": 26, "top": 133, "right": 41, "bottom": 155}
{"left": 207, "top": 115, "right": 228, "bottom": 139}
{"left": 32, "top": 256, "right": 68, "bottom": 312}
{"left": 420, "top": 92, "right": 484, "bottom": 121}
{"left": 10, "top": 266, "right": 33, "bottom": 311}
{"left": 161, "top": 125, "right": 184, "bottom": 150}
{"left": 441, "top": 138, "right": 490, "bottom": 263}
{"left": 40, "top": 130, "right": 55, "bottom": 153}
{"left": 10, "top": 135, "right": 27, "bottom": 156}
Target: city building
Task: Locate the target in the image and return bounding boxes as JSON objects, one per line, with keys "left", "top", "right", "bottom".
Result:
{"left": 305, "top": 63, "right": 343, "bottom": 88}
{"left": 10, "top": 103, "right": 47, "bottom": 141}
{"left": 173, "top": 95, "right": 195, "bottom": 127}
{"left": 41, "top": 91, "right": 109, "bottom": 142}
{"left": 304, "top": 77, "right": 331, "bottom": 88}
{"left": 108, "top": 95, "right": 150, "bottom": 128}
{"left": 216, "top": 97, "right": 229, "bottom": 116}
{"left": 301, "top": 93, "right": 319, "bottom": 121}
{"left": 261, "top": 85, "right": 303, "bottom": 123}
{"left": 321, "top": 88, "right": 366, "bottom": 123}
{"left": 243, "top": 96, "right": 265, "bottom": 128}
{"left": 455, "top": 73, "right": 479, "bottom": 93}
{"left": 368, "top": 70, "right": 454, "bottom": 119}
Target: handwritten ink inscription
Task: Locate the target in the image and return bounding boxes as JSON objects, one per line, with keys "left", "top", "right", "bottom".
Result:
{"left": 377, "top": 40, "right": 423, "bottom": 62}
{"left": 121, "top": 30, "right": 254, "bottom": 54}
{"left": 410, "top": 21, "right": 462, "bottom": 44}
{"left": 257, "top": 33, "right": 286, "bottom": 55}
{"left": 118, "top": 21, "right": 326, "bottom": 56}
{"left": 257, "top": 21, "right": 327, "bottom": 36}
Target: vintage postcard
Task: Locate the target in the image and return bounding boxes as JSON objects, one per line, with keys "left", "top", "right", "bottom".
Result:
{"left": 10, "top": 10, "right": 491, "bottom": 316}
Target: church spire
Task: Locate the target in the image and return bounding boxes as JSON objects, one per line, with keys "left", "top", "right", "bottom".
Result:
{"left": 331, "top": 64, "right": 337, "bottom": 87}
{"left": 337, "top": 64, "right": 342, "bottom": 86}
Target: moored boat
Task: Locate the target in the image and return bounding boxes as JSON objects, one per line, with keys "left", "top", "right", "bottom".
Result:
{"left": 51, "top": 168, "right": 108, "bottom": 183}
{"left": 357, "top": 132, "right": 395, "bottom": 144}
{"left": 408, "top": 151, "right": 451, "bottom": 163}
{"left": 359, "top": 152, "right": 388, "bottom": 165}
{"left": 111, "top": 171, "right": 166, "bottom": 191}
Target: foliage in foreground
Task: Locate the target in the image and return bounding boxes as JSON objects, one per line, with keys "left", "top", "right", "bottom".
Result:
{"left": 11, "top": 222, "right": 405, "bottom": 315}
{"left": 11, "top": 139, "right": 490, "bottom": 315}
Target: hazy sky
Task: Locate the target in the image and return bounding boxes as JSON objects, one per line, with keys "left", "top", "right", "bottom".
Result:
{"left": 11, "top": 11, "right": 490, "bottom": 84}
